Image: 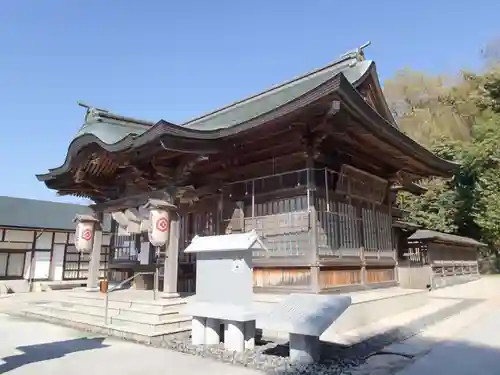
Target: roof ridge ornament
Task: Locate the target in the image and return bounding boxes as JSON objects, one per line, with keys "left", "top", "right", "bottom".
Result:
{"left": 356, "top": 41, "right": 371, "bottom": 61}
{"left": 341, "top": 41, "right": 371, "bottom": 63}
{"left": 78, "top": 101, "right": 110, "bottom": 123}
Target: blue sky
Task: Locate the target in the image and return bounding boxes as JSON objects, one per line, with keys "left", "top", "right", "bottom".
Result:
{"left": 1, "top": 0, "right": 499, "bottom": 204}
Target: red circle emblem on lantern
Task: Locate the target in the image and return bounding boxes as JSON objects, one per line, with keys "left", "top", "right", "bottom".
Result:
{"left": 82, "top": 229, "right": 93, "bottom": 241}
{"left": 156, "top": 217, "right": 169, "bottom": 232}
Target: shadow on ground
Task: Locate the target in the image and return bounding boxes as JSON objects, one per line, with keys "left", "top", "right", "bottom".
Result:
{"left": 265, "top": 334, "right": 500, "bottom": 375}
{"left": 0, "top": 337, "right": 109, "bottom": 373}
{"left": 262, "top": 298, "right": 496, "bottom": 374}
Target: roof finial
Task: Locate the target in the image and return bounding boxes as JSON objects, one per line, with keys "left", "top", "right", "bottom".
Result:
{"left": 77, "top": 101, "right": 109, "bottom": 123}
{"left": 356, "top": 41, "right": 371, "bottom": 61}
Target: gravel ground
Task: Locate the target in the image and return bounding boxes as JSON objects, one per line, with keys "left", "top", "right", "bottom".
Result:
{"left": 155, "top": 327, "right": 416, "bottom": 375}
{"left": 154, "top": 298, "right": 481, "bottom": 375}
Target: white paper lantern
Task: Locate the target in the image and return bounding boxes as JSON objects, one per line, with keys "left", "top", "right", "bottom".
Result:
{"left": 148, "top": 209, "right": 170, "bottom": 247}
{"left": 75, "top": 221, "right": 95, "bottom": 252}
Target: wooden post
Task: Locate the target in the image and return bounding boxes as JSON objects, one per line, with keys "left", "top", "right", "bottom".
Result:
{"left": 357, "top": 205, "right": 366, "bottom": 285}
{"left": 163, "top": 213, "right": 180, "bottom": 298}
{"left": 306, "top": 151, "right": 319, "bottom": 293}
{"left": 310, "top": 205, "right": 319, "bottom": 293}
{"left": 106, "top": 218, "right": 118, "bottom": 291}
{"left": 237, "top": 201, "right": 245, "bottom": 233}
{"left": 360, "top": 246, "right": 367, "bottom": 285}
{"left": 86, "top": 211, "right": 103, "bottom": 291}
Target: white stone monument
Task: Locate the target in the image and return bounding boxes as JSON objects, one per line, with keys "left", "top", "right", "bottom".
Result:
{"left": 184, "top": 230, "right": 266, "bottom": 352}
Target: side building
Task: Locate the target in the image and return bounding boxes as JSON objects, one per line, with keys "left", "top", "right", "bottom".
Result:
{"left": 0, "top": 196, "right": 111, "bottom": 293}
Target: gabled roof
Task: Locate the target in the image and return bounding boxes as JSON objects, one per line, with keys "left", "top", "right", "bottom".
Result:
{"left": 69, "top": 50, "right": 377, "bottom": 146}
{"left": 182, "top": 54, "right": 375, "bottom": 131}
{"left": 36, "top": 45, "right": 458, "bottom": 188}
{"left": 0, "top": 196, "right": 111, "bottom": 231}
{"left": 408, "top": 230, "right": 486, "bottom": 247}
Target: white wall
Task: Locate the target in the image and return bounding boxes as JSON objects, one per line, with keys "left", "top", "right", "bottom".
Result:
{"left": 33, "top": 251, "right": 51, "bottom": 279}
{"left": 50, "top": 244, "right": 65, "bottom": 281}
{"left": 1, "top": 226, "right": 110, "bottom": 285}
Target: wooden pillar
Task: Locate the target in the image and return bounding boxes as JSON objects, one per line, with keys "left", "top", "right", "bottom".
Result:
{"left": 86, "top": 211, "right": 103, "bottom": 291}
{"left": 306, "top": 150, "right": 319, "bottom": 293}
{"left": 310, "top": 205, "right": 319, "bottom": 293}
{"left": 163, "top": 212, "right": 180, "bottom": 298}
{"left": 356, "top": 204, "right": 366, "bottom": 285}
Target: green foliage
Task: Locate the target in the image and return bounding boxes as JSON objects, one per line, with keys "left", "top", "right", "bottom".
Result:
{"left": 385, "top": 50, "right": 500, "bottom": 255}
{"left": 397, "top": 179, "right": 459, "bottom": 233}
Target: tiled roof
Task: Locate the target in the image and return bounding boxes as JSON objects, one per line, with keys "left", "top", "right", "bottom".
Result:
{"left": 0, "top": 196, "right": 111, "bottom": 231}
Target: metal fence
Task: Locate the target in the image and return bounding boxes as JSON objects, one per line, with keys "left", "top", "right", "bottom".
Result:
{"left": 224, "top": 166, "right": 395, "bottom": 259}
{"left": 244, "top": 211, "right": 311, "bottom": 258}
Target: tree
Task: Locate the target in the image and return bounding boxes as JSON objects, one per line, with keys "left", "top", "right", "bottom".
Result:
{"left": 383, "top": 69, "right": 471, "bottom": 146}
{"left": 385, "top": 44, "right": 500, "bottom": 259}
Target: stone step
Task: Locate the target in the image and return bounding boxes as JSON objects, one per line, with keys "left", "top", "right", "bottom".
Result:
{"left": 16, "top": 306, "right": 191, "bottom": 345}
{"left": 66, "top": 293, "right": 187, "bottom": 314}
{"left": 36, "top": 303, "right": 191, "bottom": 333}
{"left": 56, "top": 299, "right": 182, "bottom": 322}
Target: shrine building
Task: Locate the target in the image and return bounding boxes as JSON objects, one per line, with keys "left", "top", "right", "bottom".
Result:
{"left": 36, "top": 45, "right": 457, "bottom": 295}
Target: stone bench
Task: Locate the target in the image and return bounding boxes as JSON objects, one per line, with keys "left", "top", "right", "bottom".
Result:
{"left": 257, "top": 294, "right": 351, "bottom": 363}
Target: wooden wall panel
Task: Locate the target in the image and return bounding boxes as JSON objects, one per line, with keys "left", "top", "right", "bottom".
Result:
{"left": 366, "top": 267, "right": 395, "bottom": 283}
{"left": 319, "top": 267, "right": 362, "bottom": 288}
{"left": 253, "top": 267, "right": 310, "bottom": 288}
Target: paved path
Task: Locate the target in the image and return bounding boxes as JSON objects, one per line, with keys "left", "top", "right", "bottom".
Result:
{"left": 395, "top": 305, "right": 500, "bottom": 375}
{"left": 391, "top": 277, "right": 500, "bottom": 375}
{"left": 0, "top": 314, "right": 260, "bottom": 375}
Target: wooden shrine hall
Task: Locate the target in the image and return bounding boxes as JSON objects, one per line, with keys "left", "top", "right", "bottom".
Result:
{"left": 36, "top": 44, "right": 457, "bottom": 295}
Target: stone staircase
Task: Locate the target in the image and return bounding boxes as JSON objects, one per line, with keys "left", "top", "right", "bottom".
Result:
{"left": 15, "top": 291, "right": 192, "bottom": 344}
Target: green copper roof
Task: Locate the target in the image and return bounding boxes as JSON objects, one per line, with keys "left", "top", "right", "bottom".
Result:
{"left": 182, "top": 58, "right": 372, "bottom": 131}
{"left": 72, "top": 53, "right": 373, "bottom": 146}
{"left": 71, "top": 107, "right": 154, "bottom": 148}
{"left": 39, "top": 45, "right": 459, "bottom": 186}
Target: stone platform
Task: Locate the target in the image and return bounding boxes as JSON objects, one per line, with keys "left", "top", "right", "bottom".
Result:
{"left": 252, "top": 287, "right": 429, "bottom": 343}
{"left": 11, "top": 286, "right": 430, "bottom": 347}
{"left": 12, "top": 289, "right": 192, "bottom": 344}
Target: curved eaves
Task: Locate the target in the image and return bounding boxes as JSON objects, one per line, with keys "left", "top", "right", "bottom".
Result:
{"left": 37, "top": 74, "right": 347, "bottom": 182}
{"left": 366, "top": 64, "right": 399, "bottom": 128}
{"left": 336, "top": 74, "right": 458, "bottom": 176}
{"left": 37, "top": 132, "right": 139, "bottom": 181}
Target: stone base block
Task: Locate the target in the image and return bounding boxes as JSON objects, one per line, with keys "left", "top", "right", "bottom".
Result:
{"left": 205, "top": 318, "right": 220, "bottom": 345}
{"left": 289, "top": 333, "right": 320, "bottom": 364}
{"left": 191, "top": 316, "right": 206, "bottom": 345}
{"left": 225, "top": 320, "right": 244, "bottom": 352}
{"left": 244, "top": 320, "right": 256, "bottom": 350}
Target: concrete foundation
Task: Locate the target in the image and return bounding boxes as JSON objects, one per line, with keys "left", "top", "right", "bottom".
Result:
{"left": 225, "top": 320, "right": 244, "bottom": 352}
{"left": 190, "top": 316, "right": 256, "bottom": 352}
{"left": 205, "top": 318, "right": 220, "bottom": 345}
{"left": 244, "top": 320, "right": 256, "bottom": 350}
{"left": 191, "top": 316, "right": 206, "bottom": 345}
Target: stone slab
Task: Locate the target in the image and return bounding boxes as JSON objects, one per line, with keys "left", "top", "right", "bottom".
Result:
{"left": 257, "top": 294, "right": 351, "bottom": 336}
{"left": 186, "top": 301, "right": 255, "bottom": 322}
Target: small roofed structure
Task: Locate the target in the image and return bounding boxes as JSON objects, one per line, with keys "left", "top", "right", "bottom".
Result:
{"left": 185, "top": 231, "right": 266, "bottom": 352}
{"left": 399, "top": 229, "right": 484, "bottom": 290}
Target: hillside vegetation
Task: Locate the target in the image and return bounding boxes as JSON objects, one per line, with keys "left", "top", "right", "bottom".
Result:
{"left": 384, "top": 39, "right": 500, "bottom": 264}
